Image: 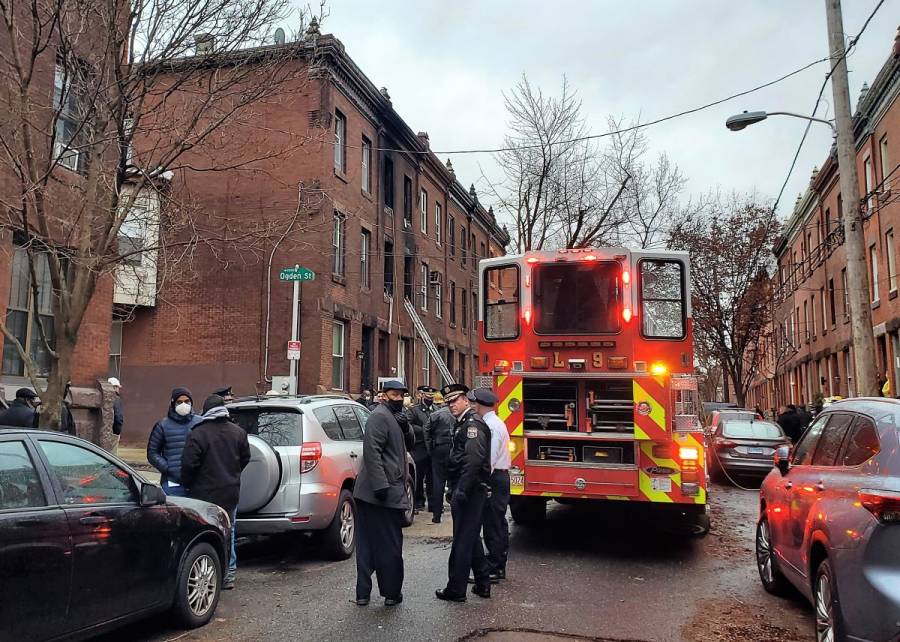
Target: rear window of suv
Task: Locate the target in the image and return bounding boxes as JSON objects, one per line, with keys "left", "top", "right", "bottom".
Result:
{"left": 722, "top": 420, "right": 783, "bottom": 440}
{"left": 230, "top": 408, "right": 302, "bottom": 447}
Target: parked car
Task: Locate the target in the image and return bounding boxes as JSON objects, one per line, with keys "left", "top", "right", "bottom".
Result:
{"left": 228, "top": 395, "right": 416, "bottom": 560}
{"left": 705, "top": 408, "right": 757, "bottom": 431}
{"left": 707, "top": 418, "right": 789, "bottom": 482}
{"left": 0, "top": 429, "right": 229, "bottom": 642}
{"left": 756, "top": 398, "right": 900, "bottom": 642}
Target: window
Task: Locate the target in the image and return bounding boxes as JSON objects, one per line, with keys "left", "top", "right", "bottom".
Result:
{"left": 870, "top": 244, "right": 879, "bottom": 303}
{"left": 419, "top": 263, "right": 428, "bottom": 311}
{"left": 109, "top": 319, "right": 123, "bottom": 377}
{"left": 880, "top": 136, "right": 890, "bottom": 185}
{"left": 334, "top": 406, "right": 363, "bottom": 440}
{"left": 434, "top": 272, "right": 443, "bottom": 318}
{"left": 332, "top": 321, "right": 345, "bottom": 390}
{"left": 841, "top": 416, "right": 880, "bottom": 466}
{"left": 383, "top": 156, "right": 394, "bottom": 208}
{"left": 448, "top": 216, "right": 456, "bottom": 257}
{"left": 471, "top": 234, "right": 476, "bottom": 271}
{"left": 334, "top": 110, "right": 346, "bottom": 173}
{"left": 887, "top": 230, "right": 897, "bottom": 293}
{"left": 864, "top": 155, "right": 874, "bottom": 211}
{"left": 811, "top": 294, "right": 817, "bottom": 337}
{"left": 0, "top": 441, "right": 46, "bottom": 510}
{"left": 435, "top": 203, "right": 443, "bottom": 245}
{"left": 840, "top": 271, "right": 848, "bottom": 319}
{"left": 461, "top": 227, "right": 467, "bottom": 266}
{"left": 472, "top": 291, "right": 477, "bottom": 332}
{"left": 791, "top": 415, "right": 828, "bottom": 466}
{"left": 53, "top": 63, "right": 83, "bottom": 171}
{"left": 2, "top": 246, "right": 55, "bottom": 377}
{"left": 361, "top": 137, "right": 371, "bottom": 193}
{"left": 480, "top": 242, "right": 486, "bottom": 265}
{"left": 383, "top": 238, "right": 394, "bottom": 296}
{"left": 420, "top": 189, "right": 428, "bottom": 234}
{"left": 811, "top": 413, "right": 853, "bottom": 466}
{"left": 360, "top": 229, "right": 371, "bottom": 289}
{"left": 721, "top": 421, "right": 782, "bottom": 440}
{"left": 421, "top": 347, "right": 430, "bottom": 386}
{"left": 398, "top": 338, "right": 407, "bottom": 383}
{"left": 40, "top": 440, "right": 135, "bottom": 504}
{"left": 313, "top": 407, "right": 343, "bottom": 440}
{"left": 803, "top": 300, "right": 809, "bottom": 342}
{"left": 640, "top": 260, "right": 685, "bottom": 339}
{"left": 820, "top": 286, "right": 827, "bottom": 334}
{"left": 332, "top": 213, "right": 345, "bottom": 277}
{"left": 449, "top": 280, "right": 457, "bottom": 325}
{"left": 829, "top": 277, "right": 837, "bottom": 326}
{"left": 461, "top": 288, "right": 468, "bottom": 331}
{"left": 232, "top": 409, "right": 302, "bottom": 446}
{"left": 352, "top": 405, "right": 371, "bottom": 429}
{"left": 483, "top": 265, "right": 519, "bottom": 340}
{"left": 403, "top": 256, "right": 413, "bottom": 300}
{"left": 403, "top": 176, "right": 413, "bottom": 229}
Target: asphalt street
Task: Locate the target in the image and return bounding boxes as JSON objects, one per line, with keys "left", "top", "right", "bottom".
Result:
{"left": 102, "top": 483, "right": 814, "bottom": 642}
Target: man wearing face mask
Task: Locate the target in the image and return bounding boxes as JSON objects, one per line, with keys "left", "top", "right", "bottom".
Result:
{"left": 405, "top": 385, "right": 436, "bottom": 513}
{"left": 147, "top": 387, "right": 202, "bottom": 497}
{"left": 352, "top": 380, "right": 414, "bottom": 607}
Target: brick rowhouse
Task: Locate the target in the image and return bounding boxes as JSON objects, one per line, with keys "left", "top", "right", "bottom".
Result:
{"left": 747, "top": 29, "right": 900, "bottom": 413}
{"left": 122, "top": 26, "right": 510, "bottom": 445}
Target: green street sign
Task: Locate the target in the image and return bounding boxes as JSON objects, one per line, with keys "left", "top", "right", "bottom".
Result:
{"left": 279, "top": 266, "right": 316, "bottom": 282}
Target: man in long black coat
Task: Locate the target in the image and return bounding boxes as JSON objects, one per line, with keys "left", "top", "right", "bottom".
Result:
{"left": 0, "top": 388, "right": 39, "bottom": 427}
{"left": 405, "top": 385, "right": 436, "bottom": 512}
{"left": 352, "top": 380, "right": 414, "bottom": 607}
{"left": 425, "top": 404, "right": 455, "bottom": 524}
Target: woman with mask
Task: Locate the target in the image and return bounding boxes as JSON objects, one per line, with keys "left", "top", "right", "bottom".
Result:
{"left": 147, "top": 387, "right": 202, "bottom": 496}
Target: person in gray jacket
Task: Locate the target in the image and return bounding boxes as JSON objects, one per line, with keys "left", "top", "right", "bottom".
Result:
{"left": 425, "top": 404, "right": 456, "bottom": 524}
{"left": 352, "top": 379, "right": 414, "bottom": 607}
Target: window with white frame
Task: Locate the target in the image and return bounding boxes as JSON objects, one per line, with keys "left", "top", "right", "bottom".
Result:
{"left": 361, "top": 228, "right": 371, "bottom": 289}
{"left": 421, "top": 347, "right": 430, "bottom": 386}
{"left": 361, "top": 137, "right": 371, "bottom": 193}
{"left": 887, "top": 229, "right": 897, "bottom": 293}
{"left": 880, "top": 136, "right": 890, "bottom": 185}
{"left": 870, "top": 244, "right": 879, "bottom": 303}
{"left": 448, "top": 215, "right": 455, "bottom": 257}
{"left": 2, "top": 246, "right": 55, "bottom": 376}
{"left": 864, "top": 155, "right": 874, "bottom": 211}
{"left": 419, "top": 263, "right": 428, "bottom": 311}
{"left": 332, "top": 321, "right": 345, "bottom": 390}
{"left": 332, "top": 212, "right": 345, "bottom": 276}
{"left": 434, "top": 272, "right": 443, "bottom": 318}
{"left": 435, "top": 203, "right": 442, "bottom": 245}
{"left": 53, "top": 63, "right": 83, "bottom": 171}
{"left": 420, "top": 189, "right": 428, "bottom": 234}
{"left": 334, "top": 110, "right": 346, "bottom": 173}
{"left": 398, "top": 339, "right": 407, "bottom": 383}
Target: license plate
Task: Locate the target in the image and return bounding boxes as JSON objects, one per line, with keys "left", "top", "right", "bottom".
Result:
{"left": 651, "top": 477, "right": 672, "bottom": 492}
{"left": 510, "top": 473, "right": 525, "bottom": 487}
{"left": 748, "top": 447, "right": 766, "bottom": 455}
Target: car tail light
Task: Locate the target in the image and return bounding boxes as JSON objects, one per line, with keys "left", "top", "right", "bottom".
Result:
{"left": 859, "top": 489, "right": 900, "bottom": 523}
{"left": 300, "top": 442, "right": 322, "bottom": 473}
{"left": 714, "top": 438, "right": 737, "bottom": 450}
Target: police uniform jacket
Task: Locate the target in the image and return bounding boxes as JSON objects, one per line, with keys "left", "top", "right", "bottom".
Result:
{"left": 405, "top": 402, "right": 433, "bottom": 450}
{"left": 353, "top": 403, "right": 413, "bottom": 510}
{"left": 447, "top": 409, "right": 491, "bottom": 496}
{"left": 424, "top": 406, "right": 455, "bottom": 453}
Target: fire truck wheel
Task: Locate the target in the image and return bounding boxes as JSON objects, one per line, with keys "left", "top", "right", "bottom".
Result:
{"left": 509, "top": 498, "right": 546, "bottom": 525}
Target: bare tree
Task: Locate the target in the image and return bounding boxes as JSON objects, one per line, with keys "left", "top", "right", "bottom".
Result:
{"left": 0, "top": 0, "right": 326, "bottom": 430}
{"left": 668, "top": 192, "right": 780, "bottom": 407}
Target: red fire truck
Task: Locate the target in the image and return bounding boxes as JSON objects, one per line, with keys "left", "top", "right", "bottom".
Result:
{"left": 477, "top": 247, "right": 708, "bottom": 535}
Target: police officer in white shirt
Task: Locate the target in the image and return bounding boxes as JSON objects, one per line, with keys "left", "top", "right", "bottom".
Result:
{"left": 468, "top": 387, "right": 511, "bottom": 581}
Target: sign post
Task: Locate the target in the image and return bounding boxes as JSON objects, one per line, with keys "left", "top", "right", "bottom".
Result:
{"left": 280, "top": 266, "right": 315, "bottom": 395}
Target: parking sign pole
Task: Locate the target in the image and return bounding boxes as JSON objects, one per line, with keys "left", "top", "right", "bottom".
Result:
{"left": 289, "top": 264, "right": 300, "bottom": 395}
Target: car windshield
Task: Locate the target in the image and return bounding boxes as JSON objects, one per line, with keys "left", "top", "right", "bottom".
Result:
{"left": 722, "top": 420, "right": 783, "bottom": 440}
{"left": 230, "top": 408, "right": 302, "bottom": 447}
{"left": 718, "top": 411, "right": 756, "bottom": 422}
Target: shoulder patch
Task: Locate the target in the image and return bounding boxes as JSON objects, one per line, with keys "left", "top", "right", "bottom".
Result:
{"left": 467, "top": 427, "right": 477, "bottom": 439}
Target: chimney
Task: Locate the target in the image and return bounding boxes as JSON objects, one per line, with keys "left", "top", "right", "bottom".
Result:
{"left": 194, "top": 33, "right": 215, "bottom": 55}
{"left": 417, "top": 131, "right": 430, "bottom": 150}
{"left": 379, "top": 87, "right": 391, "bottom": 102}
{"left": 446, "top": 158, "right": 455, "bottom": 180}
{"left": 856, "top": 81, "right": 870, "bottom": 112}
{"left": 305, "top": 17, "right": 320, "bottom": 39}
{"left": 810, "top": 166, "right": 819, "bottom": 186}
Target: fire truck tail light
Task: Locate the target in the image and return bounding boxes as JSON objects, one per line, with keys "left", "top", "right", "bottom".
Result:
{"left": 623, "top": 307, "right": 633, "bottom": 323}
{"left": 679, "top": 447, "right": 699, "bottom": 461}
{"left": 494, "top": 360, "right": 511, "bottom": 374}
{"left": 526, "top": 257, "right": 540, "bottom": 264}
{"left": 681, "top": 470, "right": 701, "bottom": 484}
{"left": 584, "top": 254, "right": 597, "bottom": 261}
{"left": 607, "top": 356, "right": 628, "bottom": 369}
{"left": 530, "top": 356, "right": 549, "bottom": 369}
{"left": 622, "top": 270, "right": 630, "bottom": 285}
{"left": 523, "top": 308, "right": 532, "bottom": 325}
{"left": 650, "top": 362, "right": 668, "bottom": 376}
{"left": 652, "top": 444, "right": 672, "bottom": 459}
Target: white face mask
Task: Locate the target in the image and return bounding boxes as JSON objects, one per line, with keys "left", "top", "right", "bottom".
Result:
{"left": 174, "top": 402, "right": 192, "bottom": 417}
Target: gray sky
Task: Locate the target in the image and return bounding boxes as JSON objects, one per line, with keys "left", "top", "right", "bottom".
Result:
{"left": 318, "top": 1, "right": 898, "bottom": 223}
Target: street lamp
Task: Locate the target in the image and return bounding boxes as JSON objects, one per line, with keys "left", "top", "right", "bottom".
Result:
{"left": 725, "top": 110, "right": 836, "bottom": 135}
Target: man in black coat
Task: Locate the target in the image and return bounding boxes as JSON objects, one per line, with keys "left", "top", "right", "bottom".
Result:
{"left": 0, "top": 388, "right": 39, "bottom": 428}
{"left": 406, "top": 385, "right": 436, "bottom": 512}
{"left": 181, "top": 395, "right": 251, "bottom": 590}
{"left": 777, "top": 405, "right": 805, "bottom": 444}
{"left": 425, "top": 404, "right": 455, "bottom": 524}
{"left": 352, "top": 380, "right": 414, "bottom": 607}
{"left": 435, "top": 383, "right": 493, "bottom": 603}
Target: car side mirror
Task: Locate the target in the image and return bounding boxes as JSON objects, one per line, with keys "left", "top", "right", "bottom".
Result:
{"left": 140, "top": 482, "right": 166, "bottom": 507}
{"left": 774, "top": 445, "right": 792, "bottom": 476}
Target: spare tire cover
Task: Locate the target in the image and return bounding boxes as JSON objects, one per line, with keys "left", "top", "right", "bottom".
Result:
{"left": 238, "top": 435, "right": 281, "bottom": 513}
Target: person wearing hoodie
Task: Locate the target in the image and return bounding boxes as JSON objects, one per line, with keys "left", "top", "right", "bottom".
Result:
{"left": 181, "top": 394, "right": 250, "bottom": 590}
{"left": 146, "top": 387, "right": 202, "bottom": 496}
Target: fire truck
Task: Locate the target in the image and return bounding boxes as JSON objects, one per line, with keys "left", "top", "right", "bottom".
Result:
{"left": 477, "top": 247, "right": 708, "bottom": 535}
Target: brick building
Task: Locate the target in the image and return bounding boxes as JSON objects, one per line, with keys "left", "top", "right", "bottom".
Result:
{"left": 121, "top": 27, "right": 509, "bottom": 444}
{"left": 747, "top": 33, "right": 899, "bottom": 412}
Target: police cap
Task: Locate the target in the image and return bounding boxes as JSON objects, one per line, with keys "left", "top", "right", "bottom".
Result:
{"left": 440, "top": 383, "right": 469, "bottom": 402}
{"left": 213, "top": 386, "right": 232, "bottom": 397}
{"left": 466, "top": 387, "right": 498, "bottom": 407}
{"left": 380, "top": 379, "right": 408, "bottom": 393}
{"left": 416, "top": 385, "right": 437, "bottom": 394}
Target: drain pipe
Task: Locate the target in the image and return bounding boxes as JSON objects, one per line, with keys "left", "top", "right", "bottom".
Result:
{"left": 263, "top": 187, "right": 303, "bottom": 384}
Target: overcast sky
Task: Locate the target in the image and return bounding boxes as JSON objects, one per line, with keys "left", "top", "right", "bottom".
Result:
{"left": 317, "top": 1, "right": 898, "bottom": 224}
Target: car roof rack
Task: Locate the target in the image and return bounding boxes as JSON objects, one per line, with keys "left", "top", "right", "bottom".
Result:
{"left": 230, "top": 393, "right": 352, "bottom": 405}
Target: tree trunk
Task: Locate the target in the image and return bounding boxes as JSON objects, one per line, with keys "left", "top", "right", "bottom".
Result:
{"left": 38, "top": 332, "right": 76, "bottom": 433}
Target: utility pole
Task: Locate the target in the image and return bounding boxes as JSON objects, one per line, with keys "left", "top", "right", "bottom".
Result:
{"left": 825, "top": 0, "right": 878, "bottom": 397}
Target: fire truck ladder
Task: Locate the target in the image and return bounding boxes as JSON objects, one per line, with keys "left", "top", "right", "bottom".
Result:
{"left": 403, "top": 297, "right": 455, "bottom": 385}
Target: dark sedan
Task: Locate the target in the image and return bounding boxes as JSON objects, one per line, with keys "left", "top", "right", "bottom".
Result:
{"left": 0, "top": 429, "right": 229, "bottom": 642}
{"left": 707, "top": 418, "right": 788, "bottom": 482}
{"left": 756, "top": 398, "right": 900, "bottom": 642}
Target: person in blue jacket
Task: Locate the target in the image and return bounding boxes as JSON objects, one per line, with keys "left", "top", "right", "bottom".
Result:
{"left": 147, "top": 387, "right": 202, "bottom": 496}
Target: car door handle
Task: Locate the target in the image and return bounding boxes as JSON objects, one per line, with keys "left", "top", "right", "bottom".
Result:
{"left": 349, "top": 451, "right": 359, "bottom": 458}
{"left": 79, "top": 516, "right": 110, "bottom": 525}
{"left": 816, "top": 481, "right": 826, "bottom": 492}
{"left": 784, "top": 481, "right": 793, "bottom": 490}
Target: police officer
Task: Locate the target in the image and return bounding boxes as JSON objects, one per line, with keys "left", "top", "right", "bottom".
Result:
{"left": 469, "top": 387, "right": 511, "bottom": 582}
{"left": 213, "top": 386, "right": 234, "bottom": 404}
{"left": 405, "top": 385, "right": 436, "bottom": 512}
{"left": 435, "top": 383, "right": 493, "bottom": 602}
{"left": 425, "top": 402, "right": 455, "bottom": 524}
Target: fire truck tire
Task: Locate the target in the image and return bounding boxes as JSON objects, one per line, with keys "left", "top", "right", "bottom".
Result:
{"left": 509, "top": 498, "right": 546, "bottom": 525}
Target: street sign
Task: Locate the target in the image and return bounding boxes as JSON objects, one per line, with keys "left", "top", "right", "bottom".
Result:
{"left": 279, "top": 266, "right": 316, "bottom": 282}
{"left": 287, "top": 340, "right": 301, "bottom": 360}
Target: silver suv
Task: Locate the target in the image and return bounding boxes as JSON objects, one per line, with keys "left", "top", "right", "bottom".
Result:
{"left": 228, "top": 395, "right": 415, "bottom": 560}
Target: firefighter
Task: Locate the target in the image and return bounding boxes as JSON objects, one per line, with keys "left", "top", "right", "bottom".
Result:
{"left": 405, "top": 385, "right": 436, "bottom": 512}
{"left": 435, "top": 383, "right": 493, "bottom": 602}
{"left": 469, "top": 387, "right": 511, "bottom": 582}
{"left": 425, "top": 402, "right": 455, "bottom": 524}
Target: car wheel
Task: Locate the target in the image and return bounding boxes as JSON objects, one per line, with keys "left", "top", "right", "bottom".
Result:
{"left": 172, "top": 542, "right": 222, "bottom": 628}
{"left": 814, "top": 558, "right": 845, "bottom": 642}
{"left": 401, "top": 476, "right": 415, "bottom": 527}
{"left": 322, "top": 489, "right": 356, "bottom": 560}
{"left": 756, "top": 516, "right": 790, "bottom": 596}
